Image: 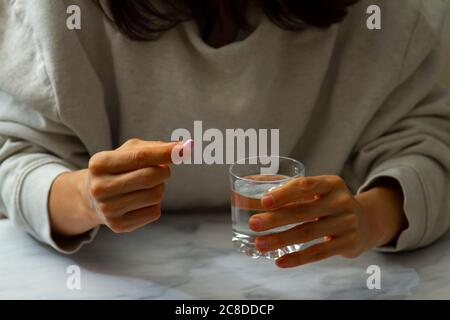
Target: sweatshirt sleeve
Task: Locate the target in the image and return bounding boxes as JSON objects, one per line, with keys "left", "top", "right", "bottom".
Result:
{"left": 343, "top": 1, "right": 450, "bottom": 252}
{"left": 0, "top": 1, "right": 98, "bottom": 254}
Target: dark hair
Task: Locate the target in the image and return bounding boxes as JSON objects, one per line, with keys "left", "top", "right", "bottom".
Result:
{"left": 96, "top": 0, "right": 359, "bottom": 41}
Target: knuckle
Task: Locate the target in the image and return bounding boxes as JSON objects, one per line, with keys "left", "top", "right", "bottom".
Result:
{"left": 126, "top": 138, "right": 141, "bottom": 145}
{"left": 294, "top": 177, "right": 314, "bottom": 191}
{"left": 329, "top": 175, "right": 345, "bottom": 187}
{"left": 88, "top": 152, "right": 108, "bottom": 173}
{"left": 140, "top": 167, "right": 155, "bottom": 181}
{"left": 335, "top": 194, "right": 352, "bottom": 208}
{"left": 342, "top": 242, "right": 361, "bottom": 259}
{"left": 111, "top": 177, "right": 127, "bottom": 194}
{"left": 140, "top": 206, "right": 161, "bottom": 225}
{"left": 98, "top": 202, "right": 115, "bottom": 216}
{"left": 118, "top": 138, "right": 140, "bottom": 150}
{"left": 89, "top": 181, "right": 107, "bottom": 198}
{"left": 108, "top": 220, "right": 127, "bottom": 233}
{"left": 132, "top": 149, "right": 147, "bottom": 164}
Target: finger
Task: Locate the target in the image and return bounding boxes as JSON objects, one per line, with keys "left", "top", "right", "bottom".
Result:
{"left": 255, "top": 214, "right": 351, "bottom": 252}
{"left": 275, "top": 235, "right": 351, "bottom": 268}
{"left": 90, "top": 166, "right": 170, "bottom": 200}
{"left": 106, "top": 204, "right": 161, "bottom": 233}
{"left": 117, "top": 139, "right": 168, "bottom": 150}
{"left": 261, "top": 176, "right": 344, "bottom": 209}
{"left": 249, "top": 195, "right": 343, "bottom": 232}
{"left": 89, "top": 142, "right": 179, "bottom": 174}
{"left": 97, "top": 184, "right": 165, "bottom": 218}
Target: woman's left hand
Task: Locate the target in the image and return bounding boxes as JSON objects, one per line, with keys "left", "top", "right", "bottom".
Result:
{"left": 248, "top": 175, "right": 407, "bottom": 268}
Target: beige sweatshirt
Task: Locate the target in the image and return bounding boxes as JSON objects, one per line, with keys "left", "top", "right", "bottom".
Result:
{"left": 0, "top": 0, "right": 449, "bottom": 254}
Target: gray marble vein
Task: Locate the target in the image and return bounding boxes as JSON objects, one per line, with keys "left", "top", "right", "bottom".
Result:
{"left": 0, "top": 211, "right": 448, "bottom": 299}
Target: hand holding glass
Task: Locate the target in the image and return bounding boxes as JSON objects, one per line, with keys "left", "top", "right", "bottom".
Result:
{"left": 229, "top": 156, "right": 305, "bottom": 259}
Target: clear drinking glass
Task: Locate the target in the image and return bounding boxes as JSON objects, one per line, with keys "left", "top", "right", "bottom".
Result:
{"left": 229, "top": 156, "right": 305, "bottom": 260}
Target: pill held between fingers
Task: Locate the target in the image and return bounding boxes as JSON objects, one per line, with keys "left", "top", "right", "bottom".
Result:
{"left": 179, "top": 139, "right": 194, "bottom": 159}
{"left": 182, "top": 139, "right": 194, "bottom": 150}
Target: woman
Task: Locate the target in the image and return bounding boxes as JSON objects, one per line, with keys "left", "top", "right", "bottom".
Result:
{"left": 0, "top": 0, "right": 449, "bottom": 269}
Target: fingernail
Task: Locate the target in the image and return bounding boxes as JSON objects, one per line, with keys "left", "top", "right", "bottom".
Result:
{"left": 255, "top": 239, "right": 267, "bottom": 251}
{"left": 248, "top": 217, "right": 261, "bottom": 231}
{"left": 276, "top": 257, "right": 288, "bottom": 268}
{"left": 261, "top": 195, "right": 274, "bottom": 208}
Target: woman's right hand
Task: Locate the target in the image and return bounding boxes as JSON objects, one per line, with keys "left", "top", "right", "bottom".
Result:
{"left": 85, "top": 139, "right": 181, "bottom": 233}
{"left": 49, "top": 139, "right": 184, "bottom": 236}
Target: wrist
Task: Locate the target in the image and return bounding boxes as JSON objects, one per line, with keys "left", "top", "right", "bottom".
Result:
{"left": 74, "top": 169, "right": 102, "bottom": 226}
{"left": 355, "top": 179, "right": 407, "bottom": 248}
{"left": 49, "top": 169, "right": 100, "bottom": 237}
{"left": 355, "top": 188, "right": 389, "bottom": 248}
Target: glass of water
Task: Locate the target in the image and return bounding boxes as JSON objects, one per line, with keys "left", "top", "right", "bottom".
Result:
{"left": 229, "top": 156, "right": 305, "bottom": 260}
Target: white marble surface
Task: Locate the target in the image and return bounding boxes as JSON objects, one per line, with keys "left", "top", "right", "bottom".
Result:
{"left": 0, "top": 211, "right": 449, "bottom": 299}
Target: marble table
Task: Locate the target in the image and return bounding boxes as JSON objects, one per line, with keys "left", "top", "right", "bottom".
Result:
{"left": 0, "top": 211, "right": 449, "bottom": 299}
